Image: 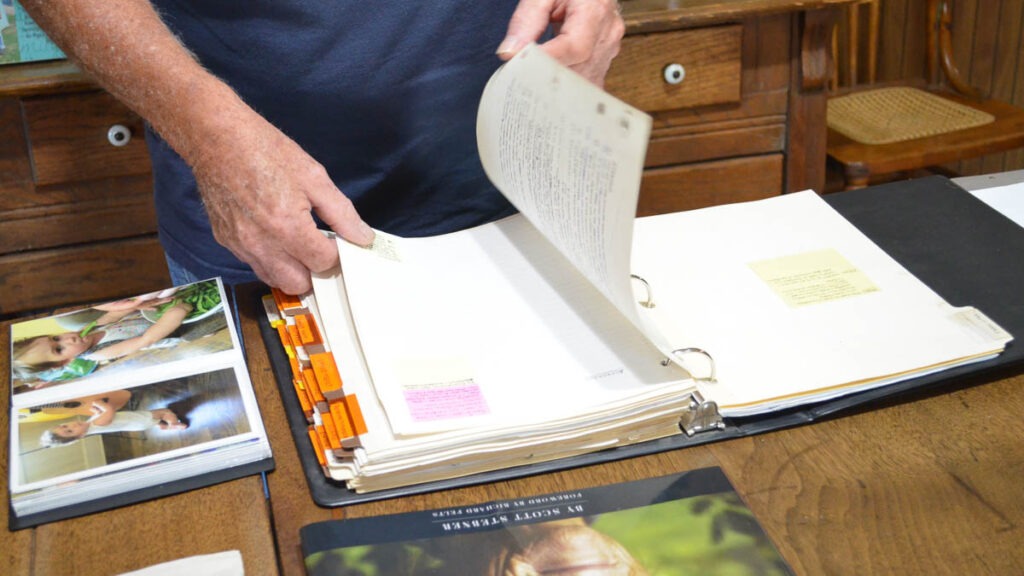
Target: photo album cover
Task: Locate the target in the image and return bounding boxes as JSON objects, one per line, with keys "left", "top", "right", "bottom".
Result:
{"left": 7, "top": 278, "right": 273, "bottom": 529}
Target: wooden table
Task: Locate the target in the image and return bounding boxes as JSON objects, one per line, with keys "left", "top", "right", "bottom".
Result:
{"left": 3, "top": 281, "right": 1023, "bottom": 576}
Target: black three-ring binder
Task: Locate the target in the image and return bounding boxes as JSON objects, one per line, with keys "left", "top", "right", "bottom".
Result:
{"left": 259, "top": 175, "right": 1024, "bottom": 507}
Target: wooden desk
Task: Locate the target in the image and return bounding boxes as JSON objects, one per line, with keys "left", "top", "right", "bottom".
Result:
{"left": 613, "top": 0, "right": 854, "bottom": 214}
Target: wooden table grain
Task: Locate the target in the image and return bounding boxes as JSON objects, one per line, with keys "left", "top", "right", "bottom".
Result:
{"left": 234, "top": 283, "right": 1024, "bottom": 576}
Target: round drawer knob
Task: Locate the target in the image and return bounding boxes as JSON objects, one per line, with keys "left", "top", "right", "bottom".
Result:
{"left": 663, "top": 63, "right": 686, "bottom": 85}
{"left": 107, "top": 124, "right": 132, "bottom": 147}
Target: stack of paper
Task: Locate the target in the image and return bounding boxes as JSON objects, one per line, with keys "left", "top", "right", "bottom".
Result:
{"left": 263, "top": 45, "right": 1011, "bottom": 493}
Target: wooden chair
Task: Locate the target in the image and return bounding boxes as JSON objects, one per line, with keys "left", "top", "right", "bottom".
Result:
{"left": 826, "top": 0, "right": 1024, "bottom": 190}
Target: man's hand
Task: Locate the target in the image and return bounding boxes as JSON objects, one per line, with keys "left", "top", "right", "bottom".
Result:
{"left": 191, "top": 113, "right": 375, "bottom": 295}
{"left": 498, "top": 0, "right": 624, "bottom": 86}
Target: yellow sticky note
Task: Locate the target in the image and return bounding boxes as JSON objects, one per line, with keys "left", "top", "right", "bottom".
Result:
{"left": 749, "top": 249, "right": 878, "bottom": 307}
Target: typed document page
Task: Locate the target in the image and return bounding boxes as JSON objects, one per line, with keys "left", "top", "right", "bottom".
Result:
{"left": 476, "top": 44, "right": 654, "bottom": 338}
{"left": 630, "top": 191, "right": 1012, "bottom": 415}
{"left": 334, "top": 217, "right": 685, "bottom": 437}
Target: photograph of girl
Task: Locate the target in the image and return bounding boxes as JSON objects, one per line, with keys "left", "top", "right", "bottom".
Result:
{"left": 11, "top": 279, "right": 233, "bottom": 394}
{"left": 14, "top": 368, "right": 254, "bottom": 487}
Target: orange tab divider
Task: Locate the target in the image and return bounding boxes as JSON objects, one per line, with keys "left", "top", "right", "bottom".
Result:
{"left": 319, "top": 411, "right": 341, "bottom": 449}
{"left": 288, "top": 355, "right": 302, "bottom": 381}
{"left": 301, "top": 367, "right": 326, "bottom": 404}
{"left": 292, "top": 378, "right": 313, "bottom": 417}
{"left": 329, "top": 401, "right": 355, "bottom": 439}
{"left": 309, "top": 352, "right": 343, "bottom": 394}
{"left": 286, "top": 324, "right": 302, "bottom": 352}
{"left": 276, "top": 324, "right": 294, "bottom": 356}
{"left": 271, "top": 287, "right": 304, "bottom": 313}
{"left": 307, "top": 426, "right": 326, "bottom": 467}
{"left": 314, "top": 425, "right": 330, "bottom": 458}
{"left": 343, "top": 394, "right": 369, "bottom": 435}
{"left": 294, "top": 313, "right": 323, "bottom": 346}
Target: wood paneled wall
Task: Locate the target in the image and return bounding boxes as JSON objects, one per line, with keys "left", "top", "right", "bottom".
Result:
{"left": 839, "top": 0, "right": 1024, "bottom": 175}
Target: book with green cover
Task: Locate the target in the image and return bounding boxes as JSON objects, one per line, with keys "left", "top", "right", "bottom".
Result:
{"left": 301, "top": 467, "right": 792, "bottom": 576}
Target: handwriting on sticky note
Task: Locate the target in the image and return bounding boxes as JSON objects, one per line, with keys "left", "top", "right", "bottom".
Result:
{"left": 749, "top": 249, "right": 878, "bottom": 307}
{"left": 366, "top": 234, "right": 401, "bottom": 262}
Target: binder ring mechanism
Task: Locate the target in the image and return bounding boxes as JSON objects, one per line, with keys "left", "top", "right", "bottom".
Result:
{"left": 630, "top": 274, "right": 655, "bottom": 308}
{"left": 661, "top": 348, "right": 718, "bottom": 384}
{"left": 630, "top": 274, "right": 717, "bottom": 383}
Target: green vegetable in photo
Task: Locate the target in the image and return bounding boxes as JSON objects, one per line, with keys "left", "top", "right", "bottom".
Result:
{"left": 151, "top": 280, "right": 222, "bottom": 321}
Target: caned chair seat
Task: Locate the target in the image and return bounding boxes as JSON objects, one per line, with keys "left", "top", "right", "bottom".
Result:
{"left": 827, "top": 86, "right": 994, "bottom": 145}
{"left": 826, "top": 0, "right": 1024, "bottom": 190}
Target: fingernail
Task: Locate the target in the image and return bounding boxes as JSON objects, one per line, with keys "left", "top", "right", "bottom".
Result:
{"left": 496, "top": 36, "right": 524, "bottom": 56}
{"left": 358, "top": 221, "right": 376, "bottom": 246}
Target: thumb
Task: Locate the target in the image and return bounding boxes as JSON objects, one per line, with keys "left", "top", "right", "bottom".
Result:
{"left": 309, "top": 184, "right": 375, "bottom": 248}
{"left": 497, "top": 0, "right": 553, "bottom": 60}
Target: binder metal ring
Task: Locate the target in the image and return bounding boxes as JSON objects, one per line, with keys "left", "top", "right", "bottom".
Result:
{"left": 630, "top": 274, "right": 655, "bottom": 308}
{"left": 661, "top": 347, "right": 717, "bottom": 383}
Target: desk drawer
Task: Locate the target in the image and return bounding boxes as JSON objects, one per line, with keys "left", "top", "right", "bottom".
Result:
{"left": 606, "top": 24, "right": 742, "bottom": 113}
{"left": 0, "top": 237, "right": 170, "bottom": 315}
{"left": 637, "top": 154, "right": 783, "bottom": 216}
{"left": 0, "top": 188, "right": 157, "bottom": 253}
{"left": 22, "top": 91, "right": 151, "bottom": 187}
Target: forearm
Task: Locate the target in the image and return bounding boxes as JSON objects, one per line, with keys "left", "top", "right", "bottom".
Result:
{"left": 19, "top": 0, "right": 256, "bottom": 172}
{"left": 24, "top": 1, "right": 382, "bottom": 293}
{"left": 93, "top": 302, "right": 191, "bottom": 360}
{"left": 105, "top": 389, "right": 133, "bottom": 412}
{"left": 144, "top": 302, "right": 192, "bottom": 344}
{"left": 91, "top": 405, "right": 116, "bottom": 426}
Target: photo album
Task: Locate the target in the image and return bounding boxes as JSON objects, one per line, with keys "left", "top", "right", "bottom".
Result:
{"left": 261, "top": 44, "right": 1012, "bottom": 500}
{"left": 8, "top": 278, "right": 273, "bottom": 529}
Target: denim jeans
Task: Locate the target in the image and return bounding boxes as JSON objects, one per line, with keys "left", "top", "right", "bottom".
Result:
{"left": 164, "top": 253, "right": 206, "bottom": 287}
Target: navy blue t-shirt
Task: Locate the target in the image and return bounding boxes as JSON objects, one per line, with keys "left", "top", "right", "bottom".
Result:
{"left": 147, "top": 1, "right": 519, "bottom": 283}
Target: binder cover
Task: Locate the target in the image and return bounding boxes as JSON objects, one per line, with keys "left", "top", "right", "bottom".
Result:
{"left": 259, "top": 175, "right": 1024, "bottom": 507}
